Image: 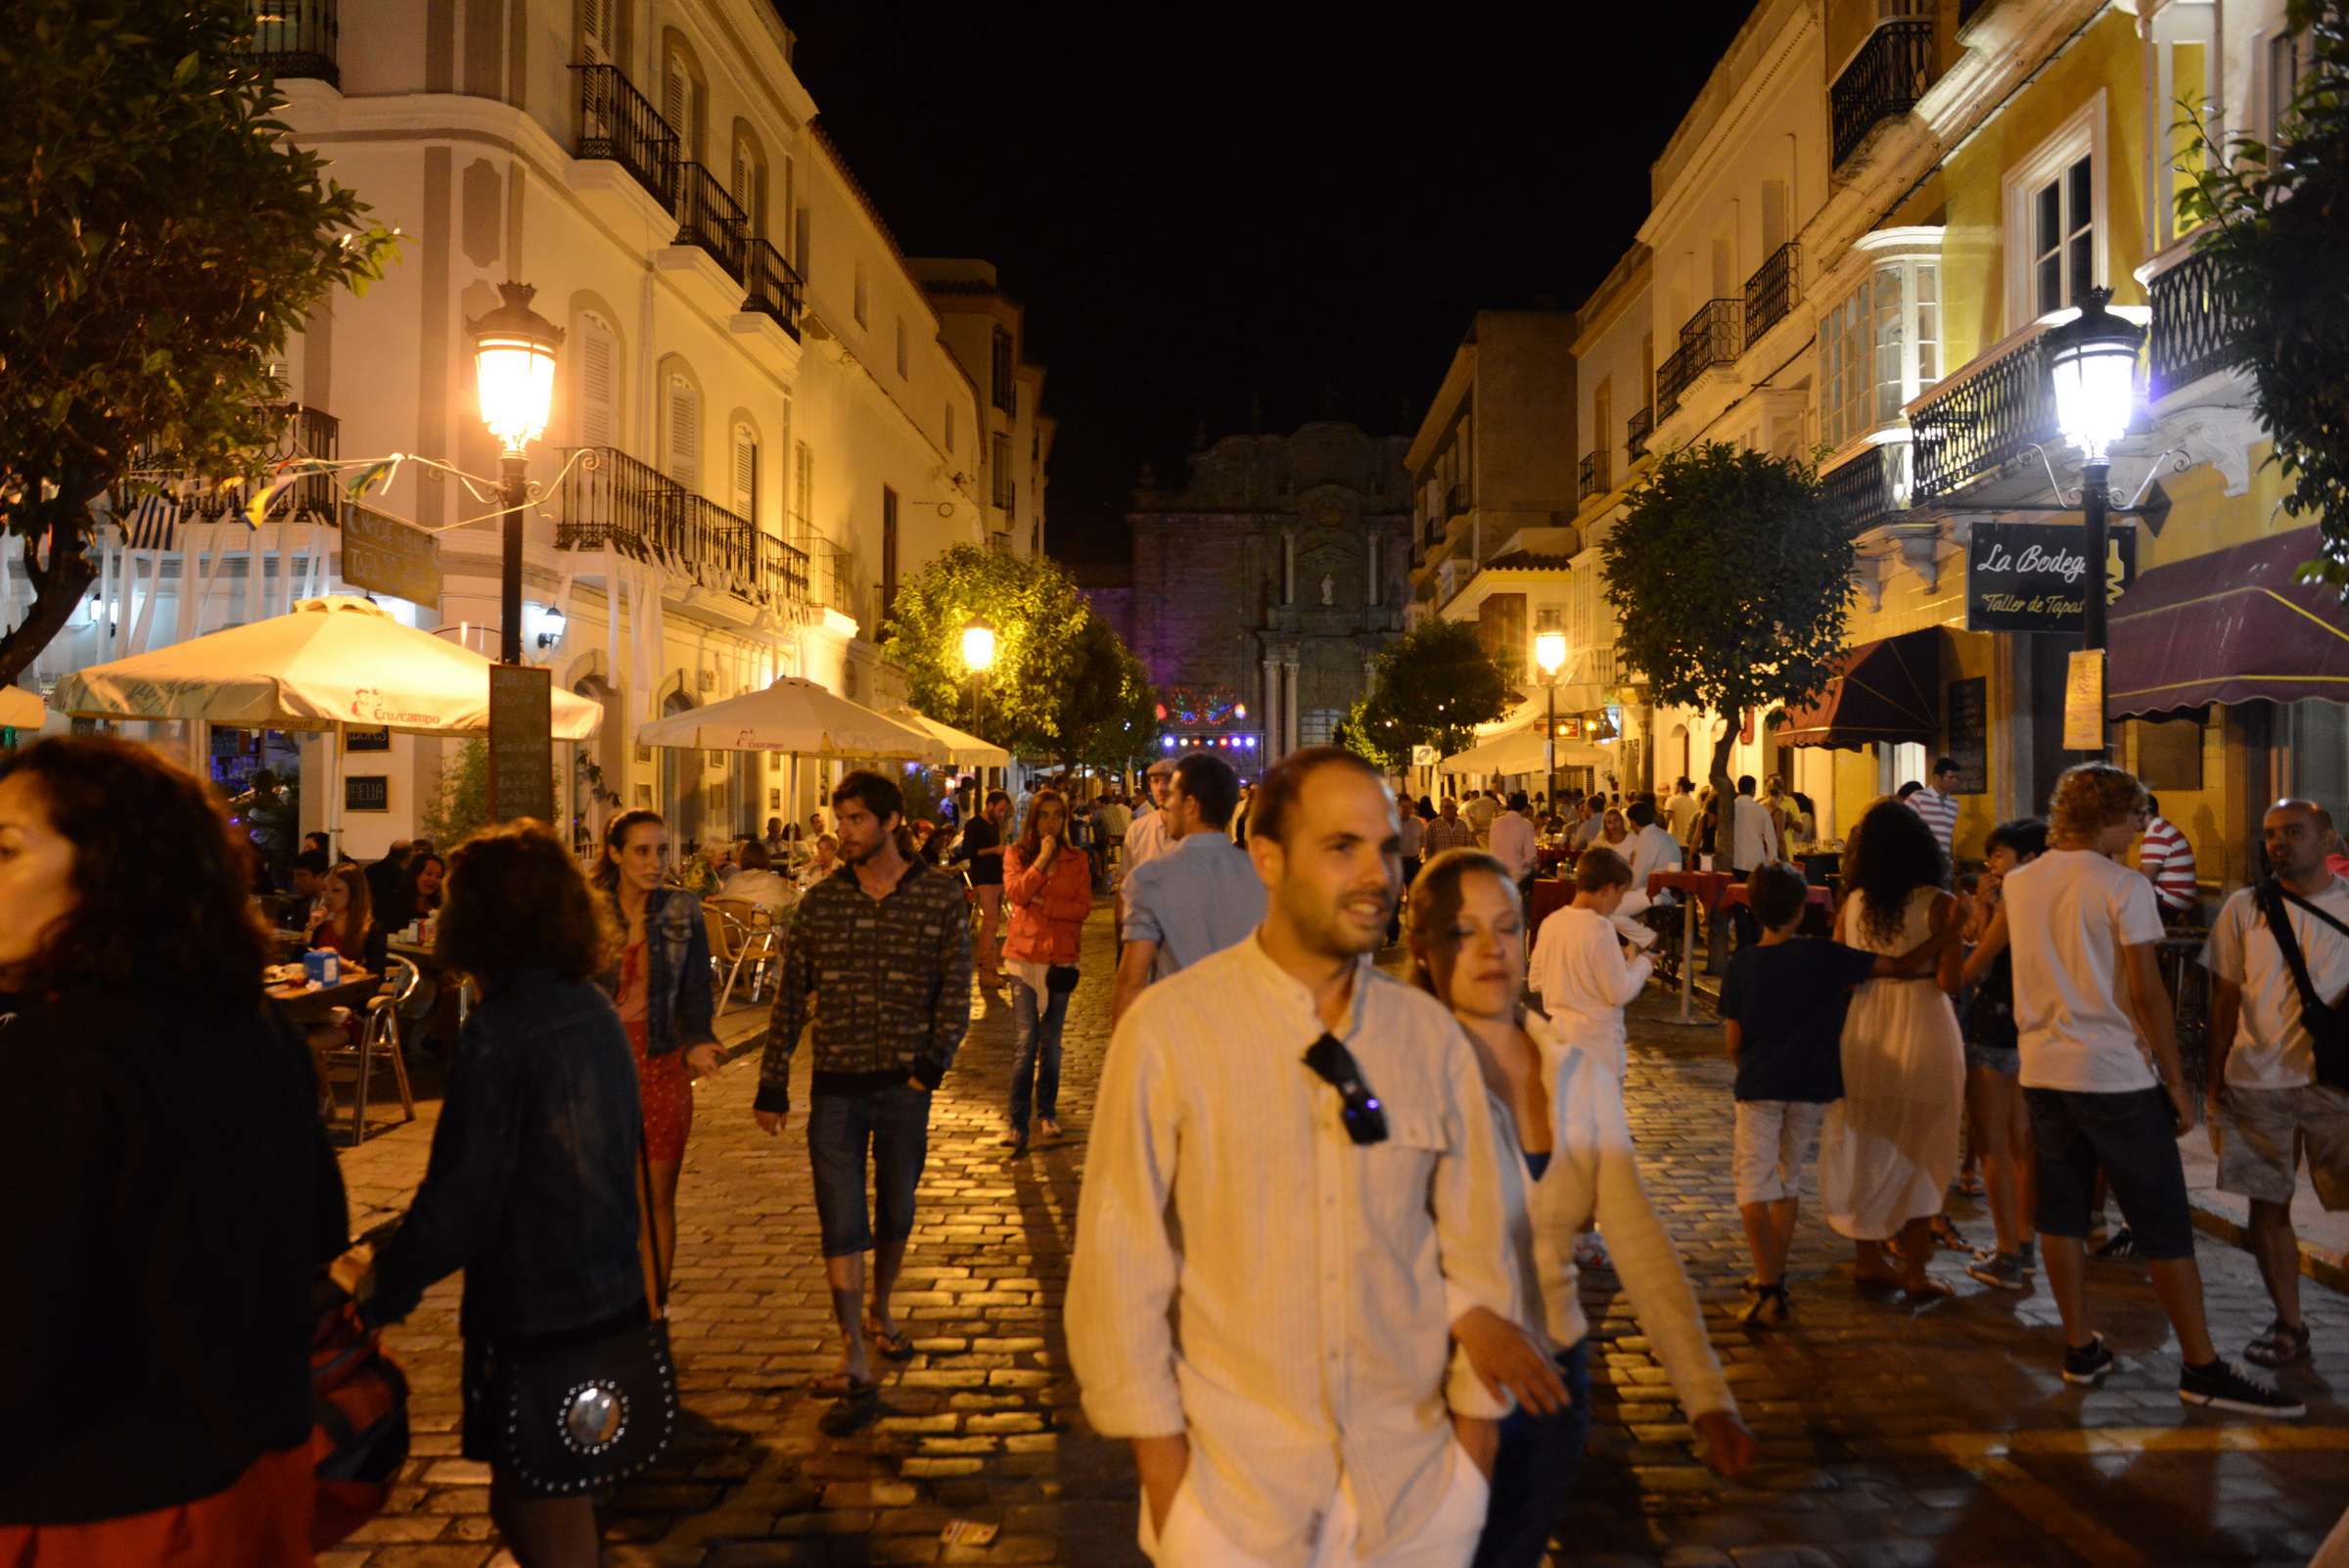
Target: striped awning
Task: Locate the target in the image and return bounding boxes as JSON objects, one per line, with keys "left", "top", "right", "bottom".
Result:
{"left": 2107, "top": 526, "right": 2349, "bottom": 716}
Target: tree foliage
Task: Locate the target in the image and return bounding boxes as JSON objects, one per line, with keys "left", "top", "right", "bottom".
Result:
{"left": 1348, "top": 617, "right": 1514, "bottom": 764}
{"left": 2178, "top": 0, "right": 2349, "bottom": 587}
{"left": 0, "top": 0, "right": 399, "bottom": 685}
{"left": 882, "top": 543, "right": 1157, "bottom": 764}
{"left": 1599, "top": 441, "right": 1852, "bottom": 789}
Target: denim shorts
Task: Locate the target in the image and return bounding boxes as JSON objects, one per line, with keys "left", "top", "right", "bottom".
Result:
{"left": 807, "top": 1084, "right": 933, "bottom": 1257}
{"left": 2025, "top": 1086, "right": 2195, "bottom": 1259}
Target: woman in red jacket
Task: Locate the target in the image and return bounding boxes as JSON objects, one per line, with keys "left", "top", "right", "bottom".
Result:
{"left": 999, "top": 787, "right": 1093, "bottom": 1156}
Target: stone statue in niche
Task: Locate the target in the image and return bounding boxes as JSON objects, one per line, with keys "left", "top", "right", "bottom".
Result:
{"left": 1320, "top": 574, "right": 1334, "bottom": 606}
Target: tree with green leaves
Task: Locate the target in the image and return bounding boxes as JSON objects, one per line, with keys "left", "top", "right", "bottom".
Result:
{"left": 1344, "top": 617, "right": 1514, "bottom": 768}
{"left": 2178, "top": 0, "right": 2349, "bottom": 586}
{"left": 1051, "top": 612, "right": 1159, "bottom": 770}
{"left": 1599, "top": 441, "right": 1852, "bottom": 855}
{"left": 0, "top": 0, "right": 398, "bottom": 685}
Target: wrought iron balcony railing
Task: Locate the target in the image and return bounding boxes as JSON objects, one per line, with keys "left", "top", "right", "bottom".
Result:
{"left": 173, "top": 404, "right": 341, "bottom": 522}
{"left": 1908, "top": 332, "right": 2057, "bottom": 500}
{"left": 1656, "top": 298, "right": 1743, "bottom": 416}
{"left": 557, "top": 446, "right": 808, "bottom": 610}
{"left": 1831, "top": 19, "right": 1934, "bottom": 168}
{"left": 1625, "top": 405, "right": 1654, "bottom": 461}
{"left": 245, "top": 0, "right": 338, "bottom": 87}
{"left": 1822, "top": 442, "right": 1908, "bottom": 535}
{"left": 1578, "top": 450, "right": 1608, "bottom": 502}
{"left": 672, "top": 161, "right": 748, "bottom": 281}
{"left": 574, "top": 64, "right": 677, "bottom": 208}
{"left": 2149, "top": 246, "right": 2239, "bottom": 399}
{"left": 743, "top": 238, "right": 805, "bottom": 338}
{"left": 1744, "top": 242, "right": 1802, "bottom": 341}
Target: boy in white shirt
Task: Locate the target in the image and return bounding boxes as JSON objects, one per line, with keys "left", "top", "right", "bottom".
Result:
{"left": 1528, "top": 847, "right": 1652, "bottom": 1084}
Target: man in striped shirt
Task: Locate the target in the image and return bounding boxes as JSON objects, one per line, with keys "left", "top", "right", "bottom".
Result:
{"left": 1907, "top": 757, "right": 1962, "bottom": 861}
{"left": 2140, "top": 794, "right": 2199, "bottom": 918}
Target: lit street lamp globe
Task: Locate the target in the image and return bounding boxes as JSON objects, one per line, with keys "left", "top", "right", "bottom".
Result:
{"left": 1534, "top": 628, "right": 1567, "bottom": 676}
{"left": 2045, "top": 287, "right": 2143, "bottom": 467}
{"left": 961, "top": 617, "right": 997, "bottom": 673}
{"left": 469, "top": 282, "right": 564, "bottom": 456}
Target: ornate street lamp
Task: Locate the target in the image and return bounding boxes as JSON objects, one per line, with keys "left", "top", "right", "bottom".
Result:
{"left": 469, "top": 282, "right": 564, "bottom": 665}
{"left": 961, "top": 616, "right": 996, "bottom": 769}
{"left": 1535, "top": 615, "right": 1567, "bottom": 814}
{"left": 2044, "top": 287, "right": 2143, "bottom": 660}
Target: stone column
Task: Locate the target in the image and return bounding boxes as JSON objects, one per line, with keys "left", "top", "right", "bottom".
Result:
{"left": 1283, "top": 659, "right": 1302, "bottom": 754}
{"left": 1282, "top": 531, "right": 1296, "bottom": 606}
{"left": 1262, "top": 657, "right": 1281, "bottom": 761}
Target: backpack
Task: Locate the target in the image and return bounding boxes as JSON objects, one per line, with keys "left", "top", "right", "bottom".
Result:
{"left": 2250, "top": 877, "right": 2349, "bottom": 1092}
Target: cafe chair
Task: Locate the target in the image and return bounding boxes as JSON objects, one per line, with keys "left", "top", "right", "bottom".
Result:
{"left": 705, "top": 899, "right": 782, "bottom": 1014}
{"left": 326, "top": 956, "right": 419, "bottom": 1146}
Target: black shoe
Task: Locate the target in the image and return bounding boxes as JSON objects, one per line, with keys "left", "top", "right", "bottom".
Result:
{"left": 2062, "top": 1333, "right": 2115, "bottom": 1385}
{"left": 2180, "top": 1358, "right": 2306, "bottom": 1417}
{"left": 2093, "top": 1226, "right": 2141, "bottom": 1260}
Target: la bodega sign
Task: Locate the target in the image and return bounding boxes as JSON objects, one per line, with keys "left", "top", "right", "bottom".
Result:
{"left": 1964, "top": 521, "right": 2136, "bottom": 634}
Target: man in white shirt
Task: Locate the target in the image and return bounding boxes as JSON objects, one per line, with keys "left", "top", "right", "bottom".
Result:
{"left": 1907, "top": 757, "right": 1961, "bottom": 862}
{"left": 1485, "top": 790, "right": 1539, "bottom": 894}
{"left": 1995, "top": 762, "right": 2300, "bottom": 1415}
{"left": 1462, "top": 788, "right": 1499, "bottom": 846}
{"left": 1069, "top": 747, "right": 1560, "bottom": 1568}
{"left": 2202, "top": 799, "right": 2349, "bottom": 1371}
{"left": 1528, "top": 848, "right": 1653, "bottom": 1083}
{"left": 1663, "top": 779, "right": 1699, "bottom": 844}
{"left": 1624, "top": 801, "right": 1682, "bottom": 905}
{"left": 1116, "top": 758, "right": 1180, "bottom": 940}
{"left": 1726, "top": 776, "right": 1780, "bottom": 949}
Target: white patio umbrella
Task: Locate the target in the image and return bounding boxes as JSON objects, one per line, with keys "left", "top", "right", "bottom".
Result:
{"left": 637, "top": 676, "right": 943, "bottom": 759}
{"left": 0, "top": 686, "right": 46, "bottom": 731}
{"left": 889, "top": 706, "right": 1009, "bottom": 769}
{"left": 1438, "top": 725, "right": 1547, "bottom": 776}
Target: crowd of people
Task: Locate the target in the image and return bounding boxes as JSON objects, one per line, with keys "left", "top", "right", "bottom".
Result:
{"left": 7, "top": 727, "right": 2346, "bottom": 1568}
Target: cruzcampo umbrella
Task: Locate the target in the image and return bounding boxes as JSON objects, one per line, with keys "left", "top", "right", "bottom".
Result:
{"left": 52, "top": 595, "right": 602, "bottom": 738}
{"left": 637, "top": 676, "right": 942, "bottom": 759}
{"left": 889, "top": 706, "right": 1009, "bottom": 768}
{"left": 0, "top": 686, "right": 46, "bottom": 730}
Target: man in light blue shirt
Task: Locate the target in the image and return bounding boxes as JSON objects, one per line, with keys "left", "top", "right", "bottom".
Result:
{"left": 1113, "top": 752, "right": 1267, "bottom": 1023}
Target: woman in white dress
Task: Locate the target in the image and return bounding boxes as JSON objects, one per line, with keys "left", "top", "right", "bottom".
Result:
{"left": 1819, "top": 799, "right": 1966, "bottom": 1298}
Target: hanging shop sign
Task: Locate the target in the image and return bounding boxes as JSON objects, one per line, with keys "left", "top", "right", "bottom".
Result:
{"left": 2063, "top": 651, "right": 2107, "bottom": 752}
{"left": 1965, "top": 522, "right": 2136, "bottom": 634}
{"left": 341, "top": 504, "right": 443, "bottom": 611}
{"left": 1411, "top": 745, "right": 1438, "bottom": 767}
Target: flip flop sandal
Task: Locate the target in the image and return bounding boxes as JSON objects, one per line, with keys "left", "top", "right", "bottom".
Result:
{"left": 865, "top": 1322, "right": 915, "bottom": 1361}
{"left": 1955, "top": 1172, "right": 1986, "bottom": 1197}
{"left": 1929, "top": 1215, "right": 1969, "bottom": 1251}
{"left": 2245, "top": 1318, "right": 2312, "bottom": 1368}
{"left": 809, "top": 1369, "right": 878, "bottom": 1400}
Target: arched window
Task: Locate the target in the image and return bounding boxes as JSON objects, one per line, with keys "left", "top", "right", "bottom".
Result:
{"left": 574, "top": 310, "right": 620, "bottom": 449}
{"left": 661, "top": 42, "right": 702, "bottom": 160}
{"left": 578, "top": 0, "right": 621, "bottom": 63}
{"left": 730, "top": 127, "right": 767, "bottom": 238}
{"left": 730, "top": 421, "right": 759, "bottom": 522}
{"left": 664, "top": 373, "right": 700, "bottom": 492}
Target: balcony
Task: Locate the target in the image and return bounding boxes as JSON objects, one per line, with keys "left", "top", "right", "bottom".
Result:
{"left": 1445, "top": 482, "right": 1473, "bottom": 518}
{"left": 1626, "top": 405, "right": 1654, "bottom": 460}
{"left": 1831, "top": 19, "right": 1934, "bottom": 168}
{"left": 557, "top": 446, "right": 807, "bottom": 610}
{"left": 1578, "top": 450, "right": 1608, "bottom": 502}
{"left": 175, "top": 404, "right": 341, "bottom": 522}
{"left": 245, "top": 0, "right": 338, "bottom": 87}
{"left": 575, "top": 64, "right": 677, "bottom": 208}
{"left": 672, "top": 161, "right": 748, "bottom": 281}
{"left": 1822, "top": 442, "right": 1908, "bottom": 535}
{"left": 1656, "top": 298, "right": 1743, "bottom": 417}
{"left": 1908, "top": 331, "right": 2056, "bottom": 500}
{"left": 1743, "top": 243, "right": 1802, "bottom": 341}
{"left": 744, "top": 238, "right": 805, "bottom": 338}
{"left": 2148, "top": 246, "right": 2239, "bottom": 400}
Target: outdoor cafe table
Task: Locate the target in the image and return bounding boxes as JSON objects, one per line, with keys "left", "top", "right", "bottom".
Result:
{"left": 268, "top": 967, "right": 383, "bottom": 1029}
{"left": 1644, "top": 869, "right": 1834, "bottom": 1026}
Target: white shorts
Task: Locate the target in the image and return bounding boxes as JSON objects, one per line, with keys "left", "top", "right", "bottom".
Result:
{"left": 1733, "top": 1099, "right": 1828, "bottom": 1207}
{"left": 1140, "top": 1441, "right": 1490, "bottom": 1568}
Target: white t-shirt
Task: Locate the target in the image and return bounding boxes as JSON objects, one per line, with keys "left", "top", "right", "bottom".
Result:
{"left": 1730, "top": 796, "right": 1778, "bottom": 871}
{"left": 2004, "top": 849, "right": 2169, "bottom": 1092}
{"left": 1626, "top": 823, "right": 1682, "bottom": 898}
{"left": 2201, "top": 878, "right": 2349, "bottom": 1088}
{"left": 1664, "top": 793, "right": 1700, "bottom": 842}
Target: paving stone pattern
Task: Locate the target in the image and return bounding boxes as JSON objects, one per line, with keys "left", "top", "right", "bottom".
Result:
{"left": 327, "top": 904, "right": 2349, "bottom": 1567}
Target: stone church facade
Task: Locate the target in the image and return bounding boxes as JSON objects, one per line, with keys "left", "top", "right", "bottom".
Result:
{"left": 1127, "top": 422, "right": 1411, "bottom": 759}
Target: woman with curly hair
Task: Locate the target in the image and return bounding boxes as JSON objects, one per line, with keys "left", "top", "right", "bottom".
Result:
{"left": 0, "top": 738, "right": 346, "bottom": 1564}
{"left": 1817, "top": 798, "right": 1966, "bottom": 1298}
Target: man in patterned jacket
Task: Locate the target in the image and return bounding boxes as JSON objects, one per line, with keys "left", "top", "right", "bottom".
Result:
{"left": 756, "top": 769, "right": 973, "bottom": 1401}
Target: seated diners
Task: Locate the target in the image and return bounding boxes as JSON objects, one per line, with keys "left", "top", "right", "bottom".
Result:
{"left": 723, "top": 838, "right": 798, "bottom": 919}
{"left": 379, "top": 851, "right": 446, "bottom": 934}
{"left": 0, "top": 737, "right": 347, "bottom": 1563}
{"left": 799, "top": 833, "right": 841, "bottom": 888}
{"left": 307, "top": 860, "right": 389, "bottom": 974}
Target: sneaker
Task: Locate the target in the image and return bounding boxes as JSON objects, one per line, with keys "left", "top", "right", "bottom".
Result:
{"left": 1737, "top": 1280, "right": 1790, "bottom": 1327}
{"left": 2180, "top": 1358, "right": 2306, "bottom": 1417}
{"left": 2062, "top": 1333, "right": 2116, "bottom": 1385}
{"left": 1967, "top": 1252, "right": 2027, "bottom": 1291}
{"left": 2015, "top": 1240, "right": 2038, "bottom": 1271}
{"left": 2243, "top": 1318, "right": 2313, "bottom": 1369}
{"left": 2093, "top": 1226, "right": 2141, "bottom": 1260}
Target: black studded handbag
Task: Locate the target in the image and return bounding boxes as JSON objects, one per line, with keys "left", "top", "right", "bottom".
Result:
{"left": 483, "top": 1141, "right": 677, "bottom": 1495}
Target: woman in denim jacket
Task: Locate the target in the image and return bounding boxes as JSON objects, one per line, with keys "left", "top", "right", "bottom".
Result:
{"left": 592, "top": 809, "right": 718, "bottom": 1293}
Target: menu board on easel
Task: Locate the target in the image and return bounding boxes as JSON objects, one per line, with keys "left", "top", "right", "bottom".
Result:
{"left": 487, "top": 665, "right": 553, "bottom": 824}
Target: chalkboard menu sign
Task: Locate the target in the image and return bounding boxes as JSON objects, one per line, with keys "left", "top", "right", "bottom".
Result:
{"left": 345, "top": 774, "right": 391, "bottom": 812}
{"left": 345, "top": 726, "right": 392, "bottom": 753}
{"left": 1965, "top": 522, "right": 2137, "bottom": 633}
{"left": 1945, "top": 677, "right": 1988, "bottom": 795}
{"left": 487, "top": 665, "right": 553, "bottom": 824}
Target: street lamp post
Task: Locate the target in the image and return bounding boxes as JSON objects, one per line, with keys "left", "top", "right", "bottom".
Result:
{"left": 468, "top": 282, "right": 564, "bottom": 665}
{"left": 962, "top": 615, "right": 996, "bottom": 780}
{"left": 2045, "top": 287, "right": 2145, "bottom": 755}
{"left": 1535, "top": 616, "right": 1567, "bottom": 815}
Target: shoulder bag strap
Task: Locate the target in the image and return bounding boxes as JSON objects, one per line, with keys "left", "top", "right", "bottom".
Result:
{"left": 2278, "top": 884, "right": 2349, "bottom": 946}
{"left": 2256, "top": 878, "right": 2333, "bottom": 1023}
{"left": 638, "top": 1135, "right": 668, "bottom": 1319}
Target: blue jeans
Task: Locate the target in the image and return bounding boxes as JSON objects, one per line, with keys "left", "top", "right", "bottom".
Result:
{"left": 1470, "top": 1339, "right": 1593, "bottom": 1568}
{"left": 1009, "top": 980, "right": 1070, "bottom": 1133}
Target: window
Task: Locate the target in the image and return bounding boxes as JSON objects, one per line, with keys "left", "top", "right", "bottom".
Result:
{"left": 2032, "top": 156, "right": 2094, "bottom": 315}
{"left": 730, "top": 132, "right": 766, "bottom": 238}
{"left": 661, "top": 45, "right": 701, "bottom": 160}
{"left": 1819, "top": 257, "right": 1939, "bottom": 452}
{"left": 895, "top": 317, "right": 908, "bottom": 379}
{"left": 991, "top": 434, "right": 1014, "bottom": 510}
{"left": 990, "top": 327, "right": 1014, "bottom": 412}
{"left": 575, "top": 311, "right": 619, "bottom": 449}
{"left": 578, "top": 0, "right": 620, "bottom": 63}
{"left": 881, "top": 485, "right": 899, "bottom": 624}
{"left": 2269, "top": 28, "right": 2315, "bottom": 141}
{"left": 664, "top": 374, "right": 699, "bottom": 491}
{"left": 852, "top": 263, "right": 868, "bottom": 327}
{"left": 730, "top": 422, "right": 758, "bottom": 521}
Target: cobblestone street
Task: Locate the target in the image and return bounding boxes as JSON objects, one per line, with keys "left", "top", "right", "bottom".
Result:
{"left": 328, "top": 902, "right": 2349, "bottom": 1568}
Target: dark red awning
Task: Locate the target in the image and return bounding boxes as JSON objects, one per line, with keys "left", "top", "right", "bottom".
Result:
{"left": 2107, "top": 527, "right": 2349, "bottom": 717}
{"left": 1777, "top": 628, "right": 1941, "bottom": 750}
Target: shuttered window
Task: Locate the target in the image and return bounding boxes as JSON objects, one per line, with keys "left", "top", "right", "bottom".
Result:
{"left": 576, "top": 312, "right": 618, "bottom": 449}
{"left": 731, "top": 422, "right": 759, "bottom": 521}
{"left": 791, "top": 441, "right": 812, "bottom": 549}
{"left": 665, "top": 375, "right": 699, "bottom": 492}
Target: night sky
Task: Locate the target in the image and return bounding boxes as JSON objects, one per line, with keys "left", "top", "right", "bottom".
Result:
{"left": 780, "top": 3, "right": 1762, "bottom": 562}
